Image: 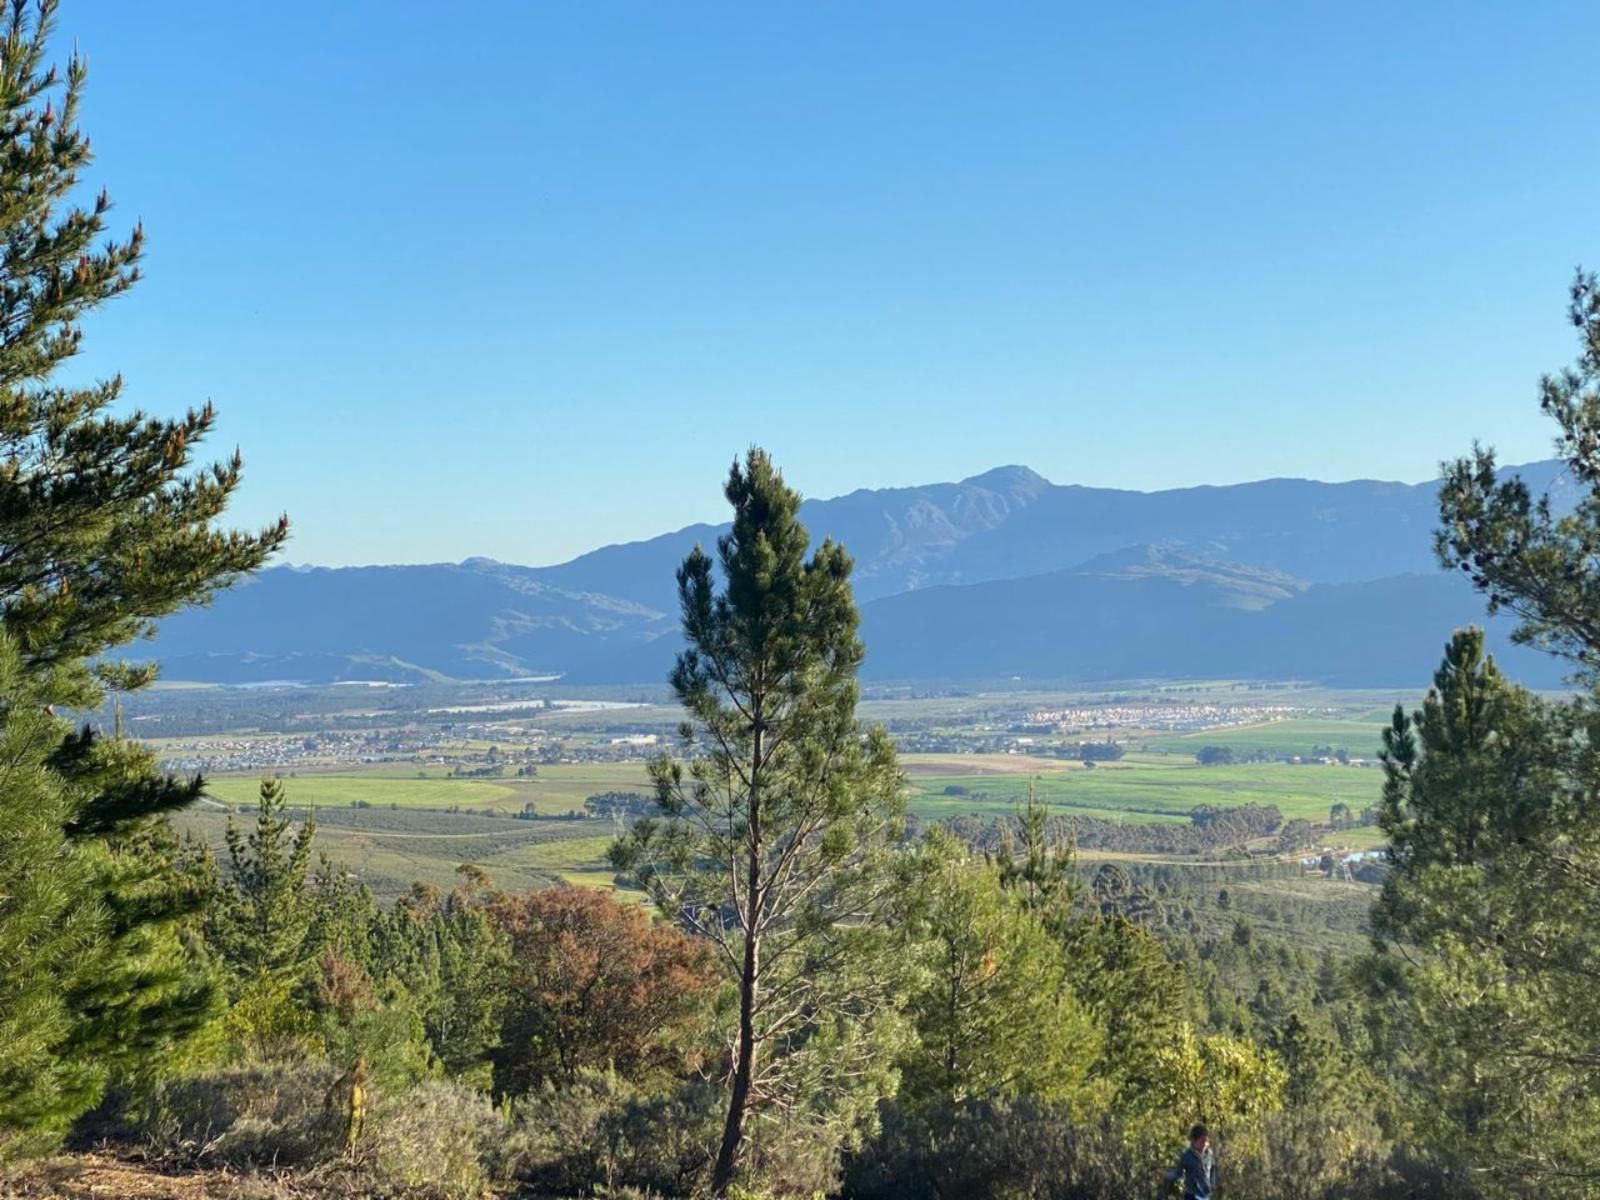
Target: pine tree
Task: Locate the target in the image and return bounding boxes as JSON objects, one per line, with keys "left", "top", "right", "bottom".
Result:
{"left": 369, "top": 871, "right": 512, "bottom": 1085}
{"left": 0, "top": 637, "right": 223, "bottom": 1156}
{"left": 305, "top": 853, "right": 377, "bottom": 968}
{"left": 1361, "top": 277, "right": 1600, "bottom": 1196}
{"left": 1439, "top": 270, "right": 1600, "bottom": 675}
{"left": 1360, "top": 640, "right": 1600, "bottom": 1197}
{"left": 0, "top": 2, "right": 286, "bottom": 708}
{"left": 995, "top": 780, "right": 1078, "bottom": 935}
{"left": 0, "top": 1, "right": 285, "bottom": 1152}
{"left": 210, "top": 779, "right": 319, "bottom": 987}
{"left": 611, "top": 449, "right": 907, "bottom": 1195}
{"left": 0, "top": 639, "right": 99, "bottom": 1154}
{"left": 1379, "top": 632, "right": 1557, "bottom": 865}
{"left": 896, "top": 828, "right": 1100, "bottom": 1110}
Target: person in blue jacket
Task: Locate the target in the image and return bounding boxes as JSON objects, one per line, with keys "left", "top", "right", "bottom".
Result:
{"left": 1165, "top": 1123, "right": 1217, "bottom": 1199}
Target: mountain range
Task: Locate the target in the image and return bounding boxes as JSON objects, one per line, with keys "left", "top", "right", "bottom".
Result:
{"left": 140, "top": 461, "right": 1578, "bottom": 689}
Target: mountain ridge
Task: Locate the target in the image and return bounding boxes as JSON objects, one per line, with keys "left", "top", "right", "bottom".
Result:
{"left": 139, "top": 459, "right": 1573, "bottom": 687}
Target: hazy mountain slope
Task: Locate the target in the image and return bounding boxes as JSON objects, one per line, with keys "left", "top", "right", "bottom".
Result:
{"left": 1235, "top": 572, "right": 1566, "bottom": 687}
{"left": 533, "top": 460, "right": 1571, "bottom": 609}
{"left": 854, "top": 547, "right": 1305, "bottom": 682}
{"left": 857, "top": 556, "right": 1566, "bottom": 688}
{"left": 142, "top": 559, "right": 670, "bottom": 683}
{"left": 938, "top": 477, "right": 1434, "bottom": 586}
{"left": 138, "top": 459, "right": 1574, "bottom": 686}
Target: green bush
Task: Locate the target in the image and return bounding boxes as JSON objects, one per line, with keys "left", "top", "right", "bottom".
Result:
{"left": 742, "top": 1114, "right": 848, "bottom": 1197}
{"left": 847, "top": 1099, "right": 1143, "bottom": 1200}
{"left": 362, "top": 1079, "right": 503, "bottom": 1200}
{"left": 849, "top": 1098, "right": 1464, "bottom": 1200}
{"left": 315, "top": 1001, "right": 435, "bottom": 1094}
{"left": 125, "top": 1062, "right": 341, "bottom": 1168}
{"left": 499, "top": 1068, "right": 720, "bottom": 1197}
{"left": 104, "top": 1062, "right": 501, "bottom": 1200}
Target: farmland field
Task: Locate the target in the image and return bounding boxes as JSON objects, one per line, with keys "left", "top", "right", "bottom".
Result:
{"left": 186, "top": 750, "right": 1388, "bottom": 903}
{"left": 204, "top": 762, "right": 653, "bottom": 816}
{"left": 160, "top": 684, "right": 1400, "bottom": 907}
{"left": 901, "top": 752, "right": 1383, "bottom": 822}
{"left": 208, "top": 755, "right": 1383, "bottom": 827}
{"left": 1142, "top": 718, "right": 1385, "bottom": 757}
{"left": 172, "top": 803, "right": 619, "bottom": 903}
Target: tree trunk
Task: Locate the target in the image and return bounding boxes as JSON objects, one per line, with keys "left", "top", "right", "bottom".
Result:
{"left": 713, "top": 717, "right": 765, "bottom": 1197}
{"left": 712, "top": 928, "right": 759, "bottom": 1194}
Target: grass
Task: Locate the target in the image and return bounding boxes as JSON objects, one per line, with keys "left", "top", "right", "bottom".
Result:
{"left": 204, "top": 762, "right": 653, "bottom": 817}
{"left": 1331, "top": 825, "right": 1389, "bottom": 850}
{"left": 204, "top": 773, "right": 520, "bottom": 810}
{"left": 5, "top": 1154, "right": 247, "bottom": 1199}
{"left": 1143, "top": 718, "right": 1386, "bottom": 757}
{"left": 172, "top": 804, "right": 612, "bottom": 903}
{"left": 559, "top": 868, "right": 651, "bottom": 903}
{"left": 906, "top": 757, "right": 1383, "bottom": 823}
{"left": 911, "top": 790, "right": 1190, "bottom": 823}
{"left": 479, "top": 834, "right": 616, "bottom": 870}
{"left": 190, "top": 763, "right": 656, "bottom": 901}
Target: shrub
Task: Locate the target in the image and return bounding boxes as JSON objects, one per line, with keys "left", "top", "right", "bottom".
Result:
{"left": 103, "top": 1063, "right": 507, "bottom": 1200}
{"left": 850, "top": 1098, "right": 1451, "bottom": 1200}
{"left": 847, "top": 1099, "right": 1138, "bottom": 1200}
{"left": 499, "top": 1068, "right": 720, "bottom": 1197}
{"left": 1217, "top": 1107, "right": 1392, "bottom": 1200}
{"left": 742, "top": 1115, "right": 846, "bottom": 1197}
{"left": 487, "top": 885, "right": 716, "bottom": 1097}
{"left": 362, "top": 1079, "right": 503, "bottom": 1200}
{"left": 124, "top": 1062, "right": 340, "bottom": 1167}
{"left": 221, "top": 975, "right": 319, "bottom": 1065}
{"left": 308, "top": 963, "right": 434, "bottom": 1094}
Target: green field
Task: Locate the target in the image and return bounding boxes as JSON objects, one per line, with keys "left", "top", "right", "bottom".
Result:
{"left": 1143, "top": 718, "right": 1386, "bottom": 757}
{"left": 1332, "top": 825, "right": 1388, "bottom": 850}
{"left": 173, "top": 804, "right": 617, "bottom": 903}
{"left": 192, "top": 767, "right": 653, "bottom": 900}
{"left": 205, "top": 762, "right": 653, "bottom": 817}
{"left": 188, "top": 751, "right": 1386, "bottom": 903}
{"left": 903, "top": 753, "right": 1383, "bottom": 822}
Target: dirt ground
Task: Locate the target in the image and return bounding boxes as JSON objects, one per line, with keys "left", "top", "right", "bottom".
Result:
{"left": 1, "top": 1156, "right": 302, "bottom": 1200}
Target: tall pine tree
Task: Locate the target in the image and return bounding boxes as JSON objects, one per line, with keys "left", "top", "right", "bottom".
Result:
{"left": 1365, "top": 275, "right": 1600, "bottom": 1197}
{"left": 611, "top": 449, "right": 906, "bottom": 1195}
{"left": 995, "top": 780, "right": 1079, "bottom": 936}
{"left": 0, "top": 0, "right": 286, "bottom": 1153}
{"left": 1375, "top": 627, "right": 1562, "bottom": 943}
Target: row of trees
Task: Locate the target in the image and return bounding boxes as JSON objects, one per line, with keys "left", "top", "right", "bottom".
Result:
{"left": 944, "top": 801, "right": 1285, "bottom": 859}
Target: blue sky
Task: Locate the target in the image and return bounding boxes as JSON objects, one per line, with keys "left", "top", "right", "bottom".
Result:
{"left": 59, "top": 1, "right": 1600, "bottom": 566}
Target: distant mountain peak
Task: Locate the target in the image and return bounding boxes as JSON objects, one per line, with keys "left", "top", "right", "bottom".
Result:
{"left": 958, "top": 464, "right": 1052, "bottom": 492}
